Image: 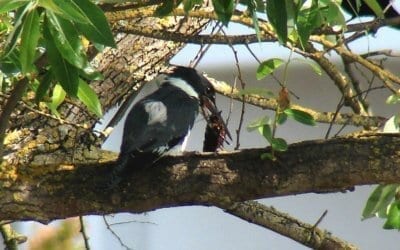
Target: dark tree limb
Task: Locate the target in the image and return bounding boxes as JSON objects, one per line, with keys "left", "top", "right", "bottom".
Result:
{"left": 1, "top": 133, "right": 399, "bottom": 223}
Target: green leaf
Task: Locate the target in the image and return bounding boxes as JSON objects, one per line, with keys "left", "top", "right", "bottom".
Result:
{"left": 71, "top": 0, "right": 116, "bottom": 47}
{"left": 271, "top": 137, "right": 288, "bottom": 152}
{"left": 212, "top": 0, "right": 234, "bottom": 26}
{"left": 296, "top": 0, "right": 319, "bottom": 48}
{"left": 39, "top": 0, "right": 89, "bottom": 23}
{"left": 2, "top": 2, "right": 32, "bottom": 58}
{"left": 256, "top": 58, "right": 284, "bottom": 80}
{"left": 277, "top": 112, "right": 288, "bottom": 125}
{"left": 251, "top": 9, "right": 261, "bottom": 42}
{"left": 51, "top": 83, "right": 66, "bottom": 108}
{"left": 260, "top": 152, "right": 274, "bottom": 160}
{"left": 20, "top": 8, "right": 40, "bottom": 74}
{"left": 266, "top": 0, "right": 287, "bottom": 44}
{"left": 0, "top": 49, "right": 21, "bottom": 74}
{"left": 284, "top": 108, "right": 316, "bottom": 126}
{"left": 362, "top": 184, "right": 398, "bottom": 219}
{"left": 247, "top": 116, "right": 271, "bottom": 132}
{"left": 35, "top": 70, "right": 53, "bottom": 103}
{"left": 363, "top": 0, "right": 384, "bottom": 18}
{"left": 386, "top": 94, "right": 400, "bottom": 104}
{"left": 46, "top": 10, "right": 86, "bottom": 69}
{"left": 155, "top": 0, "right": 175, "bottom": 16}
{"left": 47, "top": 83, "right": 66, "bottom": 118}
{"left": 285, "top": 0, "right": 299, "bottom": 30}
{"left": 44, "top": 19, "right": 79, "bottom": 96}
{"left": 77, "top": 78, "right": 103, "bottom": 117}
{"left": 245, "top": 0, "right": 262, "bottom": 42}
{"left": 258, "top": 124, "right": 273, "bottom": 141}
{"left": 292, "top": 58, "right": 322, "bottom": 75}
{"left": 319, "top": 0, "right": 346, "bottom": 28}
{"left": 0, "top": 0, "right": 29, "bottom": 14}
{"left": 383, "top": 201, "right": 400, "bottom": 229}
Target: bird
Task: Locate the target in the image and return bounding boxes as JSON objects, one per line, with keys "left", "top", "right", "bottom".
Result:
{"left": 108, "top": 66, "right": 229, "bottom": 188}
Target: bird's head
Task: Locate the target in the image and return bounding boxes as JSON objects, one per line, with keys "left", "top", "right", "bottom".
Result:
{"left": 166, "top": 66, "right": 232, "bottom": 146}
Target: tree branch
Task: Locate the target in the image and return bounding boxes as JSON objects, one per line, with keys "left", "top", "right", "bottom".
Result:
{"left": 209, "top": 77, "right": 386, "bottom": 128}
{"left": 0, "top": 224, "right": 27, "bottom": 250}
{"left": 223, "top": 201, "right": 358, "bottom": 250}
{"left": 1, "top": 133, "right": 400, "bottom": 222}
{"left": 0, "top": 78, "right": 28, "bottom": 161}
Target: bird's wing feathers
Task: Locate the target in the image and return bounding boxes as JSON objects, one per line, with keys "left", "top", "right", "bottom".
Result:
{"left": 120, "top": 85, "right": 199, "bottom": 158}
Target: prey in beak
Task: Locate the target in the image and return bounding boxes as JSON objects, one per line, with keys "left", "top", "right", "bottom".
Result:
{"left": 200, "top": 95, "right": 232, "bottom": 152}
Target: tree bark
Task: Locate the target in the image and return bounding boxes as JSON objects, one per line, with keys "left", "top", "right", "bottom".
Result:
{"left": 0, "top": 133, "right": 398, "bottom": 223}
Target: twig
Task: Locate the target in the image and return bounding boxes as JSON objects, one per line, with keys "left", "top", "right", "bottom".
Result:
{"left": 0, "top": 77, "right": 28, "bottom": 162}
{"left": 79, "top": 216, "right": 91, "bottom": 250}
{"left": 325, "top": 96, "right": 345, "bottom": 139}
{"left": 361, "top": 49, "right": 400, "bottom": 58}
{"left": 102, "top": 216, "right": 132, "bottom": 250}
{"left": 311, "top": 210, "right": 328, "bottom": 230}
{"left": 190, "top": 21, "right": 222, "bottom": 68}
{"left": 342, "top": 56, "right": 370, "bottom": 112}
{"left": 108, "top": 220, "right": 156, "bottom": 226}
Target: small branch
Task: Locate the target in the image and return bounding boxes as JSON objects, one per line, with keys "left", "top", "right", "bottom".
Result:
{"left": 79, "top": 216, "right": 91, "bottom": 250}
{"left": 305, "top": 43, "right": 368, "bottom": 115}
{"left": 0, "top": 78, "right": 29, "bottom": 161}
{"left": 115, "top": 25, "right": 276, "bottom": 44}
{"left": 342, "top": 56, "right": 370, "bottom": 112}
{"left": 0, "top": 224, "right": 27, "bottom": 250}
{"left": 223, "top": 201, "right": 358, "bottom": 250}
{"left": 103, "top": 216, "right": 132, "bottom": 250}
{"left": 361, "top": 49, "right": 400, "bottom": 58}
{"left": 209, "top": 77, "right": 386, "bottom": 128}
{"left": 223, "top": 28, "right": 246, "bottom": 150}
{"left": 314, "top": 37, "right": 400, "bottom": 89}
{"left": 312, "top": 210, "right": 328, "bottom": 230}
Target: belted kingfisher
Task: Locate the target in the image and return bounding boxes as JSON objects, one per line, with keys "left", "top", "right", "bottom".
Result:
{"left": 109, "top": 66, "right": 229, "bottom": 188}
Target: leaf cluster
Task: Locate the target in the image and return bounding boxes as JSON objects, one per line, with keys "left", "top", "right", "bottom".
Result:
{"left": 0, "top": 0, "right": 116, "bottom": 117}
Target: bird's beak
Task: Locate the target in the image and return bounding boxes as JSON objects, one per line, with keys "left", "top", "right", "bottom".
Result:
{"left": 200, "top": 96, "right": 232, "bottom": 146}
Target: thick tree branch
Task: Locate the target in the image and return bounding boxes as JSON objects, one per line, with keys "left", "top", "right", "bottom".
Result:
{"left": 1, "top": 133, "right": 400, "bottom": 222}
